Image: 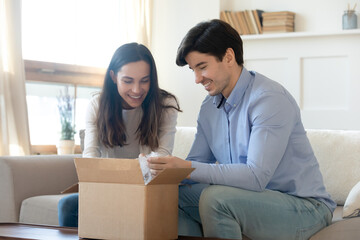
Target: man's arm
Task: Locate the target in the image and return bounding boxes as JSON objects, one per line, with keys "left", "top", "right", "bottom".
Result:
{"left": 186, "top": 121, "right": 217, "bottom": 163}
{"left": 190, "top": 91, "right": 298, "bottom": 191}
{"left": 148, "top": 91, "right": 299, "bottom": 192}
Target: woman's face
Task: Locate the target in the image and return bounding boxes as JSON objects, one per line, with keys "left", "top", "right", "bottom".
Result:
{"left": 111, "top": 60, "right": 151, "bottom": 109}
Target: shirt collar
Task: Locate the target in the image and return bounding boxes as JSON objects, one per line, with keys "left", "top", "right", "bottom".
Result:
{"left": 213, "top": 67, "right": 252, "bottom": 109}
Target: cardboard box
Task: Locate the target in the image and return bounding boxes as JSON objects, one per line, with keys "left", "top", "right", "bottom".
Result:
{"left": 74, "top": 157, "right": 193, "bottom": 240}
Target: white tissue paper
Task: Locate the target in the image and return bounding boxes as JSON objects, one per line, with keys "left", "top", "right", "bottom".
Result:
{"left": 138, "top": 152, "right": 160, "bottom": 185}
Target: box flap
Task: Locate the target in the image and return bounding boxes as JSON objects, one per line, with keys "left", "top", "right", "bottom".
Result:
{"left": 75, "top": 158, "right": 144, "bottom": 184}
{"left": 61, "top": 182, "right": 79, "bottom": 194}
{"left": 147, "top": 168, "right": 194, "bottom": 185}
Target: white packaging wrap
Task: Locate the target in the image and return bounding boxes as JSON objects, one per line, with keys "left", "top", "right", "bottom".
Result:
{"left": 138, "top": 152, "right": 159, "bottom": 185}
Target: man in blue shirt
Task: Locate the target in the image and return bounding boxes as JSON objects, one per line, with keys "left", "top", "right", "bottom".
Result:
{"left": 148, "top": 19, "right": 335, "bottom": 239}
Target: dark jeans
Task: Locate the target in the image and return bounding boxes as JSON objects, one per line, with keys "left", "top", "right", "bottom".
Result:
{"left": 58, "top": 193, "right": 78, "bottom": 227}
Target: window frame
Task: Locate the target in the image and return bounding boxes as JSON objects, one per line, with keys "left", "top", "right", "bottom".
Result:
{"left": 24, "top": 59, "right": 105, "bottom": 154}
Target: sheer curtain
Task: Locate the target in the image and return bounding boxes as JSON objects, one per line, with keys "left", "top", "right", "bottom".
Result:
{"left": 0, "top": 0, "right": 31, "bottom": 155}
{"left": 120, "top": 0, "right": 152, "bottom": 48}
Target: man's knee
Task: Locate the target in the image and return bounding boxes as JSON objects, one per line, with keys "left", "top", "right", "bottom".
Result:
{"left": 199, "top": 185, "right": 258, "bottom": 215}
{"left": 199, "top": 185, "right": 229, "bottom": 213}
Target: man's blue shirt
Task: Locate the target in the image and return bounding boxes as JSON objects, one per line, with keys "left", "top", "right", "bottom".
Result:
{"left": 187, "top": 67, "right": 336, "bottom": 212}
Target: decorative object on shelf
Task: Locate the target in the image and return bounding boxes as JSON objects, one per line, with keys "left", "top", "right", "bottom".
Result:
{"left": 262, "top": 11, "right": 295, "bottom": 34}
{"left": 56, "top": 86, "right": 76, "bottom": 155}
{"left": 343, "top": 3, "right": 357, "bottom": 30}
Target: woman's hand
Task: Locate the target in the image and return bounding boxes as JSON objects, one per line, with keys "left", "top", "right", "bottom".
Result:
{"left": 147, "top": 155, "right": 191, "bottom": 177}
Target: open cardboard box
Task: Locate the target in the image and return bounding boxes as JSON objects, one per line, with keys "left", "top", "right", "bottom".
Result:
{"left": 74, "top": 157, "right": 194, "bottom": 240}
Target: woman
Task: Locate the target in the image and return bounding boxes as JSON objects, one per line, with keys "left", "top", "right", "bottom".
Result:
{"left": 58, "top": 43, "right": 181, "bottom": 227}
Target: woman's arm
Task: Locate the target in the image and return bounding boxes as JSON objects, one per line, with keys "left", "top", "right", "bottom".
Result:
{"left": 154, "top": 97, "right": 179, "bottom": 156}
{"left": 82, "top": 96, "right": 101, "bottom": 158}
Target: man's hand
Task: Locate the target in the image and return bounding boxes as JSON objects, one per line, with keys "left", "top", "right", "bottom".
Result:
{"left": 147, "top": 156, "right": 191, "bottom": 177}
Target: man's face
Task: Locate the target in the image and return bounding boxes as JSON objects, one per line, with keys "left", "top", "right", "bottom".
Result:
{"left": 185, "top": 51, "right": 232, "bottom": 98}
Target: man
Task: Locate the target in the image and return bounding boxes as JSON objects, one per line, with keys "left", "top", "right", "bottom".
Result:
{"left": 147, "top": 19, "right": 335, "bottom": 240}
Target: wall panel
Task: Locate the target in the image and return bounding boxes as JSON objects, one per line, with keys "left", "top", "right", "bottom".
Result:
{"left": 243, "top": 32, "right": 360, "bottom": 130}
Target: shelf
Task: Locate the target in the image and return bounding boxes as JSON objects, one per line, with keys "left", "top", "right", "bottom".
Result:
{"left": 241, "top": 28, "right": 360, "bottom": 40}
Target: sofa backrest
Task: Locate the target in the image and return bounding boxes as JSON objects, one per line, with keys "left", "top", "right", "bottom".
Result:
{"left": 174, "top": 127, "right": 360, "bottom": 205}
{"left": 0, "top": 154, "right": 79, "bottom": 222}
{"left": 307, "top": 129, "right": 360, "bottom": 205}
{"left": 173, "top": 127, "right": 197, "bottom": 160}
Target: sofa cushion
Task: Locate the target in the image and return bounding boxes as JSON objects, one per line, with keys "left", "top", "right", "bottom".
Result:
{"left": 309, "top": 217, "right": 360, "bottom": 240}
{"left": 306, "top": 130, "right": 360, "bottom": 205}
{"left": 343, "top": 181, "right": 360, "bottom": 218}
{"left": 332, "top": 206, "right": 344, "bottom": 222}
{"left": 173, "top": 127, "right": 197, "bottom": 160}
{"left": 19, "top": 194, "right": 72, "bottom": 226}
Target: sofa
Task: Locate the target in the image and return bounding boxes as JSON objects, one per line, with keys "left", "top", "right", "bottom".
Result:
{"left": 0, "top": 127, "right": 359, "bottom": 239}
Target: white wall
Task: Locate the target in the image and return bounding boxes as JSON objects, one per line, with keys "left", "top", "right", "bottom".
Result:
{"left": 151, "top": 0, "right": 220, "bottom": 127}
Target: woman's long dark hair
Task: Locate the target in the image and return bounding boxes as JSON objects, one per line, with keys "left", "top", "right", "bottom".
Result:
{"left": 97, "top": 43, "right": 181, "bottom": 150}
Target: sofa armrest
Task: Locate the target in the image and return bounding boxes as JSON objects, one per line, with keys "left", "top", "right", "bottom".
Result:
{"left": 0, "top": 154, "right": 80, "bottom": 223}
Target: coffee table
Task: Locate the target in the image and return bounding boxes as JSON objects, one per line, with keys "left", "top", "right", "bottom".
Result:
{"left": 0, "top": 223, "right": 227, "bottom": 240}
{"left": 0, "top": 223, "right": 78, "bottom": 240}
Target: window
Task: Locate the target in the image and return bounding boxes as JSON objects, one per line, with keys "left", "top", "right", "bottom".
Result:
{"left": 24, "top": 60, "right": 104, "bottom": 154}
{"left": 21, "top": 0, "right": 133, "bottom": 154}
{"left": 26, "top": 82, "right": 100, "bottom": 145}
{"left": 26, "top": 83, "right": 75, "bottom": 145}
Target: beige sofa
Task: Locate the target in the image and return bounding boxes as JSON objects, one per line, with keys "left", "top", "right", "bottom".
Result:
{"left": 0, "top": 127, "right": 359, "bottom": 239}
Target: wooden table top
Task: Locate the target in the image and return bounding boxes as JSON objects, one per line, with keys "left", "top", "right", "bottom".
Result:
{"left": 0, "top": 223, "right": 228, "bottom": 240}
{"left": 0, "top": 223, "right": 78, "bottom": 240}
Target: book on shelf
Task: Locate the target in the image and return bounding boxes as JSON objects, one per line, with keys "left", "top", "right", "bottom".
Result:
{"left": 262, "top": 20, "right": 294, "bottom": 27}
{"left": 263, "top": 25, "right": 294, "bottom": 33}
{"left": 262, "top": 11, "right": 295, "bottom": 23}
{"left": 252, "top": 9, "right": 263, "bottom": 34}
{"left": 262, "top": 11, "right": 295, "bottom": 18}
{"left": 237, "top": 11, "right": 250, "bottom": 35}
{"left": 230, "top": 11, "right": 243, "bottom": 35}
{"left": 262, "top": 15, "right": 294, "bottom": 21}
{"left": 220, "top": 11, "right": 242, "bottom": 35}
{"left": 245, "top": 10, "right": 258, "bottom": 34}
{"left": 225, "top": 11, "right": 236, "bottom": 30}
{"left": 219, "top": 10, "right": 264, "bottom": 35}
{"left": 220, "top": 11, "right": 229, "bottom": 23}
{"left": 262, "top": 11, "right": 295, "bottom": 33}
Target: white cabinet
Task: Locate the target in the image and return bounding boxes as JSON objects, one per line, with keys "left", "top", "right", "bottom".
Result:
{"left": 242, "top": 29, "right": 360, "bottom": 130}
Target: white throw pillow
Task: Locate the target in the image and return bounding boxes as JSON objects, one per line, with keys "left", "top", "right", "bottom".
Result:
{"left": 343, "top": 181, "right": 360, "bottom": 218}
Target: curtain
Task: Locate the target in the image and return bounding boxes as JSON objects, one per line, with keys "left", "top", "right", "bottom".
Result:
{"left": 0, "top": 0, "right": 31, "bottom": 155}
{"left": 119, "top": 0, "right": 153, "bottom": 48}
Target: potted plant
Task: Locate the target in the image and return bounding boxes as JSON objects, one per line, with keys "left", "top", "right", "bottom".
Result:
{"left": 56, "top": 86, "right": 76, "bottom": 155}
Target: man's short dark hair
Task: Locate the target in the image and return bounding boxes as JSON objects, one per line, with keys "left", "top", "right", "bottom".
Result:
{"left": 176, "top": 19, "right": 244, "bottom": 66}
